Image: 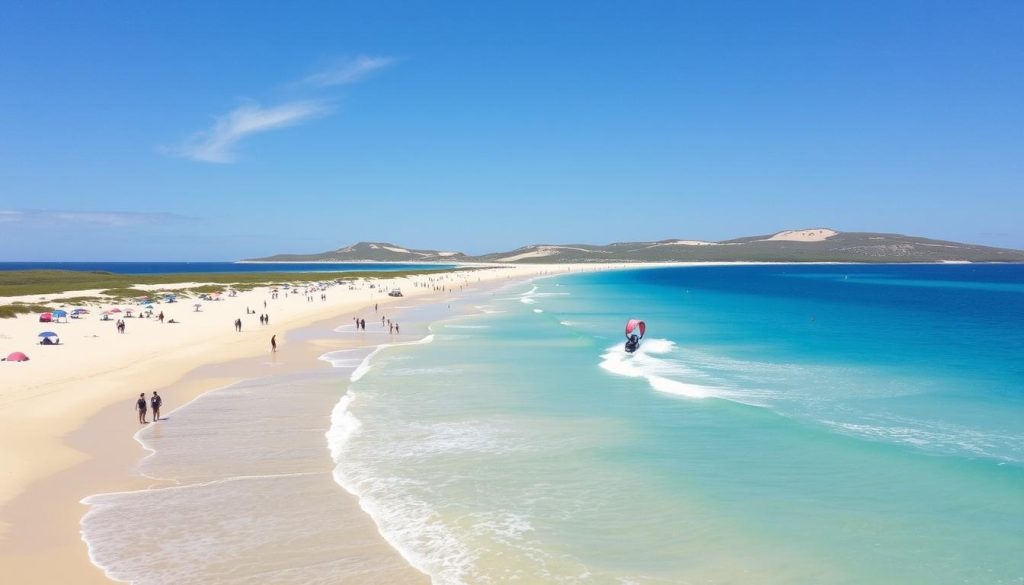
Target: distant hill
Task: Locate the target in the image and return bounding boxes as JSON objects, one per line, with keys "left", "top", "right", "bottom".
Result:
{"left": 245, "top": 229, "right": 1024, "bottom": 264}
{"left": 249, "top": 242, "right": 468, "bottom": 263}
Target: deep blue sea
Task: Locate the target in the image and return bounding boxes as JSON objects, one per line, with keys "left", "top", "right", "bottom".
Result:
{"left": 0, "top": 261, "right": 454, "bottom": 274}
{"left": 333, "top": 264, "right": 1024, "bottom": 584}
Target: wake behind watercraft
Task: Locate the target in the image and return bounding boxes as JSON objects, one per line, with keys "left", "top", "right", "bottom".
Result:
{"left": 624, "top": 319, "right": 645, "bottom": 353}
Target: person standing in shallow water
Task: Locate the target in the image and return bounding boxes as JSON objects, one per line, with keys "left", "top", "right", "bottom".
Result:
{"left": 151, "top": 391, "right": 162, "bottom": 421}
{"left": 136, "top": 393, "right": 148, "bottom": 424}
{"left": 271, "top": 335, "right": 277, "bottom": 352}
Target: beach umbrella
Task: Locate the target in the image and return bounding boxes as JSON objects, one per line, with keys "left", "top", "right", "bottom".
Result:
{"left": 52, "top": 309, "right": 68, "bottom": 317}
{"left": 109, "top": 308, "right": 122, "bottom": 313}
{"left": 38, "top": 331, "right": 59, "bottom": 338}
{"left": 39, "top": 313, "right": 53, "bottom": 322}
{"left": 71, "top": 308, "right": 89, "bottom": 315}
{"left": 4, "top": 352, "right": 29, "bottom": 362}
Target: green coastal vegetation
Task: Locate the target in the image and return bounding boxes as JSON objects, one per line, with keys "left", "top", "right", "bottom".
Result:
{"left": 0, "top": 302, "right": 56, "bottom": 319}
{"left": 0, "top": 268, "right": 469, "bottom": 312}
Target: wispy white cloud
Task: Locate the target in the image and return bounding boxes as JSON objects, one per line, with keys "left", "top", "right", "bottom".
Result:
{"left": 0, "top": 209, "right": 190, "bottom": 227}
{"left": 169, "top": 55, "right": 394, "bottom": 164}
{"left": 172, "top": 100, "right": 330, "bottom": 163}
{"left": 301, "top": 55, "right": 396, "bottom": 87}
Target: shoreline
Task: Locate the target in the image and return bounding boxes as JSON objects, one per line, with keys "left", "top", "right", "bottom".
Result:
{"left": 0, "top": 264, "right": 607, "bottom": 583}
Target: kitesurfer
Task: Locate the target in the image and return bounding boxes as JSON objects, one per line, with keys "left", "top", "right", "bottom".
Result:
{"left": 624, "top": 319, "right": 645, "bottom": 353}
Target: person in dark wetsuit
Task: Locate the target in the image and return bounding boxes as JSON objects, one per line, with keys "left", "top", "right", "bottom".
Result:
{"left": 625, "top": 334, "right": 640, "bottom": 353}
{"left": 271, "top": 335, "right": 277, "bottom": 352}
{"left": 136, "top": 393, "right": 148, "bottom": 424}
{"left": 151, "top": 391, "right": 162, "bottom": 421}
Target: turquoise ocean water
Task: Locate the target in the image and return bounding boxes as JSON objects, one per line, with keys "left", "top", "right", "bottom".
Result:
{"left": 334, "top": 265, "right": 1024, "bottom": 584}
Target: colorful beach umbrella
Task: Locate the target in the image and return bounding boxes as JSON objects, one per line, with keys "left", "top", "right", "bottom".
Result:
{"left": 52, "top": 309, "right": 68, "bottom": 317}
{"left": 4, "top": 352, "right": 29, "bottom": 362}
{"left": 72, "top": 308, "right": 89, "bottom": 315}
{"left": 108, "top": 308, "right": 122, "bottom": 313}
{"left": 38, "top": 331, "right": 59, "bottom": 338}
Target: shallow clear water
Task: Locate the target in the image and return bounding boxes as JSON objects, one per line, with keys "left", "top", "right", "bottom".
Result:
{"left": 81, "top": 360, "right": 427, "bottom": 585}
{"left": 335, "top": 265, "right": 1024, "bottom": 584}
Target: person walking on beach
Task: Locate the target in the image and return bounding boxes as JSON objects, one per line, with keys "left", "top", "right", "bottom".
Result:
{"left": 151, "top": 391, "right": 162, "bottom": 421}
{"left": 136, "top": 393, "right": 148, "bottom": 424}
{"left": 271, "top": 335, "right": 277, "bottom": 352}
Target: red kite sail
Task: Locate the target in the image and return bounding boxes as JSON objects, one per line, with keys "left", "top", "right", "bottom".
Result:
{"left": 624, "top": 319, "right": 646, "bottom": 339}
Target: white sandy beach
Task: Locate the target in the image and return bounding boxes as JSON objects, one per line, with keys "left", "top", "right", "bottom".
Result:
{"left": 0, "top": 263, "right": 619, "bottom": 583}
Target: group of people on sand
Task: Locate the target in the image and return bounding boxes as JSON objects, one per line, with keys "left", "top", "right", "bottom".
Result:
{"left": 234, "top": 314, "right": 273, "bottom": 331}
{"left": 370, "top": 304, "right": 400, "bottom": 334}
{"left": 135, "top": 391, "right": 163, "bottom": 424}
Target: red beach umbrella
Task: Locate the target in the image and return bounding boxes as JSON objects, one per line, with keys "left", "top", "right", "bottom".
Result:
{"left": 4, "top": 352, "right": 29, "bottom": 362}
{"left": 109, "top": 308, "right": 122, "bottom": 313}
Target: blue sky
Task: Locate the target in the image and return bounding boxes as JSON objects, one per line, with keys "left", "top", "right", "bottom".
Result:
{"left": 1, "top": 1, "right": 1022, "bottom": 260}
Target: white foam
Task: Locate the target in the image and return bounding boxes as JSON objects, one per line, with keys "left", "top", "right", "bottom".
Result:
{"left": 351, "top": 334, "right": 436, "bottom": 382}
{"left": 327, "top": 393, "right": 362, "bottom": 459}
{"left": 598, "top": 339, "right": 733, "bottom": 402}
{"left": 533, "top": 309, "right": 543, "bottom": 313}
{"left": 821, "top": 419, "right": 1021, "bottom": 463}
{"left": 639, "top": 338, "right": 675, "bottom": 354}
{"left": 318, "top": 348, "right": 367, "bottom": 369}
{"left": 647, "top": 375, "right": 712, "bottom": 398}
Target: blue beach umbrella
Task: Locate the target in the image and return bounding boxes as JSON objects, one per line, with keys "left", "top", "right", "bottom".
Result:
{"left": 52, "top": 309, "right": 67, "bottom": 317}
{"left": 38, "top": 331, "right": 59, "bottom": 338}
{"left": 71, "top": 308, "right": 89, "bottom": 314}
